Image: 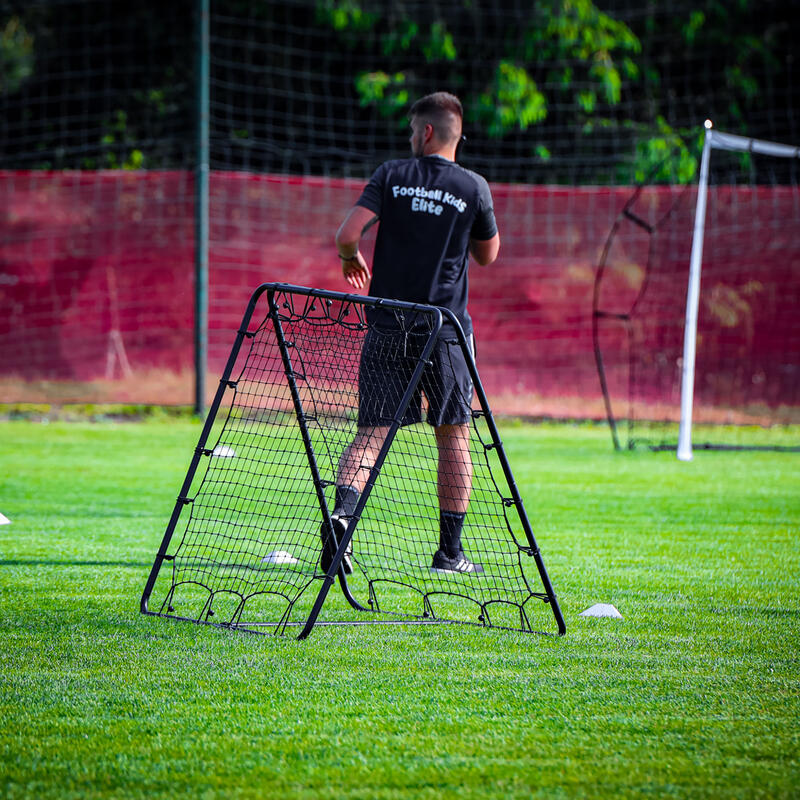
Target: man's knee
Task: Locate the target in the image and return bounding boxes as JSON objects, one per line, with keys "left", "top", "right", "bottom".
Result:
{"left": 434, "top": 423, "right": 471, "bottom": 456}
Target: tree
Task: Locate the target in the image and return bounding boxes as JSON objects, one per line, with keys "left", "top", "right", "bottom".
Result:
{"left": 1, "top": 0, "right": 795, "bottom": 183}
{"left": 313, "top": 0, "right": 796, "bottom": 183}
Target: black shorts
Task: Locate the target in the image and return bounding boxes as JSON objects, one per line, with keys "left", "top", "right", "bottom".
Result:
{"left": 357, "top": 327, "right": 475, "bottom": 428}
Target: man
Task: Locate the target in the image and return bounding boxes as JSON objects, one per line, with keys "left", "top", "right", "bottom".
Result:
{"left": 324, "top": 91, "right": 500, "bottom": 575}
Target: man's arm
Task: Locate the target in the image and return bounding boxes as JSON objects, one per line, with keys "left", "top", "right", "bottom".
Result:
{"left": 336, "top": 205, "right": 378, "bottom": 290}
{"left": 470, "top": 233, "right": 500, "bottom": 266}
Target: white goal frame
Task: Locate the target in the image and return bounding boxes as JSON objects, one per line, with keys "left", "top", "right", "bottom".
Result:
{"left": 677, "top": 123, "right": 800, "bottom": 461}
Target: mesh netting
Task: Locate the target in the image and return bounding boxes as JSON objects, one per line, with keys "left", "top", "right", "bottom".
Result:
{"left": 2, "top": 1, "right": 798, "bottom": 408}
{"left": 142, "top": 285, "right": 564, "bottom": 636}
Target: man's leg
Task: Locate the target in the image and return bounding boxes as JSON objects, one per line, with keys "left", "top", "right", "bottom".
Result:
{"left": 321, "top": 425, "right": 390, "bottom": 574}
{"left": 432, "top": 423, "right": 483, "bottom": 573}
{"left": 336, "top": 425, "right": 391, "bottom": 497}
{"left": 435, "top": 422, "right": 472, "bottom": 513}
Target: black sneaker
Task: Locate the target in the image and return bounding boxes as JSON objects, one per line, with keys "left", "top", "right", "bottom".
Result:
{"left": 320, "top": 516, "right": 353, "bottom": 575}
{"left": 431, "top": 548, "right": 484, "bottom": 574}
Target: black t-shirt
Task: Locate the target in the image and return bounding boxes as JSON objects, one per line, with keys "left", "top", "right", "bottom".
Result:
{"left": 355, "top": 154, "right": 497, "bottom": 335}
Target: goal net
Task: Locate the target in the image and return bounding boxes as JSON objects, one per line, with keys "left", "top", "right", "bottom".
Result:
{"left": 141, "top": 284, "right": 565, "bottom": 638}
{"left": 593, "top": 128, "right": 800, "bottom": 453}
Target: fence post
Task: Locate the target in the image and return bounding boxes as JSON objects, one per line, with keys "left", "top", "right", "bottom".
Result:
{"left": 194, "top": 0, "right": 210, "bottom": 417}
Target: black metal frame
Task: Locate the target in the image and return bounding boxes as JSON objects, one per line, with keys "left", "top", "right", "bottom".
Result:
{"left": 141, "top": 283, "right": 566, "bottom": 638}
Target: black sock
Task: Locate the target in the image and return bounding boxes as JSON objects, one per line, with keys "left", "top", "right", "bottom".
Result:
{"left": 439, "top": 510, "right": 466, "bottom": 557}
{"left": 334, "top": 485, "right": 360, "bottom": 517}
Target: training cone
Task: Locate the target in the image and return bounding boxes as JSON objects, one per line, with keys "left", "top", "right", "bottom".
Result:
{"left": 580, "top": 603, "right": 622, "bottom": 618}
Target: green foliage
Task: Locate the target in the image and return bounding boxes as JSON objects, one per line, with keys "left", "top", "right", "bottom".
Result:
{"left": 421, "top": 20, "right": 457, "bottom": 62}
{"left": 2, "top": 2, "right": 194, "bottom": 171}
{"left": 351, "top": 17, "right": 457, "bottom": 125}
{"left": 354, "top": 70, "right": 408, "bottom": 118}
{"left": 319, "top": 0, "right": 642, "bottom": 145}
{"left": 577, "top": 89, "right": 596, "bottom": 114}
{"left": 315, "top": 0, "right": 376, "bottom": 32}
{"left": 682, "top": 10, "right": 705, "bottom": 45}
{"left": 82, "top": 110, "right": 146, "bottom": 170}
{"left": 309, "top": 0, "right": 790, "bottom": 181}
{"left": 0, "top": 15, "right": 34, "bottom": 94}
{"left": 74, "top": 78, "right": 183, "bottom": 169}
{"left": 3, "top": 0, "right": 794, "bottom": 183}
{"left": 666, "top": 0, "right": 783, "bottom": 137}
{"left": 625, "top": 117, "right": 699, "bottom": 184}
{"left": 473, "top": 62, "right": 547, "bottom": 138}
{"left": 381, "top": 19, "right": 418, "bottom": 56}
{"left": 543, "top": 0, "right": 640, "bottom": 56}
{"left": 523, "top": 0, "right": 640, "bottom": 113}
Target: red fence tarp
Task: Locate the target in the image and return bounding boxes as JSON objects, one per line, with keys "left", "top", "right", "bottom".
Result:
{"left": 1, "top": 170, "right": 797, "bottom": 419}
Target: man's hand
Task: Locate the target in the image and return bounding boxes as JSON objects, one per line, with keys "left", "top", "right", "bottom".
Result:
{"left": 341, "top": 252, "right": 371, "bottom": 290}
{"left": 336, "top": 206, "right": 378, "bottom": 290}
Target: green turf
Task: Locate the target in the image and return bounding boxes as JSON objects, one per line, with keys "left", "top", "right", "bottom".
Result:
{"left": 1, "top": 419, "right": 798, "bottom": 799}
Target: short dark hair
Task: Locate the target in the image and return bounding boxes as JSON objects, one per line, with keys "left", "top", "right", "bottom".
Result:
{"left": 409, "top": 92, "right": 463, "bottom": 143}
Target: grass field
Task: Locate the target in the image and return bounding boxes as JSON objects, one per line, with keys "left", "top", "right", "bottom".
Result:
{"left": 1, "top": 418, "right": 798, "bottom": 799}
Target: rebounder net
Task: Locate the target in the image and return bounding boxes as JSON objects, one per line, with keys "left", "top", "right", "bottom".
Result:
{"left": 141, "top": 284, "right": 564, "bottom": 638}
{"left": 593, "top": 136, "right": 800, "bottom": 451}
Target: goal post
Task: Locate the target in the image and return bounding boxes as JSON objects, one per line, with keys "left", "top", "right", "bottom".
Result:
{"left": 678, "top": 124, "right": 800, "bottom": 460}
{"left": 593, "top": 125, "right": 800, "bottom": 454}
{"left": 676, "top": 122, "right": 713, "bottom": 461}
{"left": 141, "top": 283, "right": 565, "bottom": 639}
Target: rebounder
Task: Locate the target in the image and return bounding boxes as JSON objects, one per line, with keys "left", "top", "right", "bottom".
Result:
{"left": 141, "top": 284, "right": 565, "bottom": 638}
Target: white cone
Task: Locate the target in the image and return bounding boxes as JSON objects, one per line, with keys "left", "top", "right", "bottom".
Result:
{"left": 0, "top": 513, "right": 9, "bottom": 525}
{"left": 580, "top": 603, "right": 622, "bottom": 618}
{"left": 261, "top": 550, "right": 298, "bottom": 565}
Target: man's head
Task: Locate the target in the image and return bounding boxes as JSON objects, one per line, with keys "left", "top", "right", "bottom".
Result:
{"left": 408, "top": 92, "right": 463, "bottom": 158}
